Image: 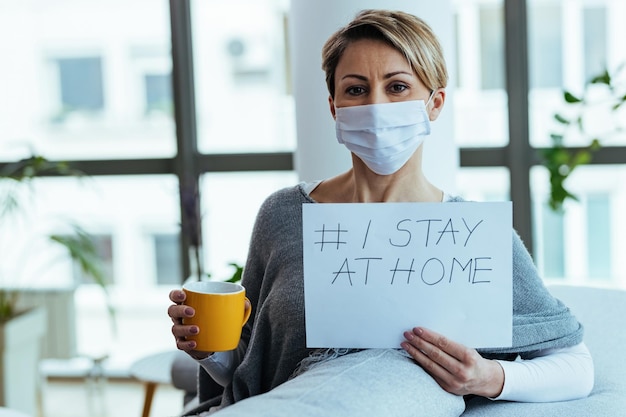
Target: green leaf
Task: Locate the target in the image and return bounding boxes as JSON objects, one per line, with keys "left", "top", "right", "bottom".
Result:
{"left": 590, "top": 69, "right": 611, "bottom": 85}
{"left": 563, "top": 91, "right": 582, "bottom": 103}
{"left": 1, "top": 155, "right": 81, "bottom": 181}
{"left": 544, "top": 64, "right": 619, "bottom": 213}
{"left": 576, "top": 115, "right": 584, "bottom": 131}
{"left": 0, "top": 291, "right": 19, "bottom": 321}
{"left": 554, "top": 113, "right": 570, "bottom": 125}
{"left": 225, "top": 262, "right": 243, "bottom": 283}
{"left": 613, "top": 94, "right": 626, "bottom": 110}
{"left": 553, "top": 149, "right": 571, "bottom": 166}
{"left": 572, "top": 151, "right": 592, "bottom": 167}
{"left": 49, "top": 228, "right": 107, "bottom": 287}
{"left": 50, "top": 227, "right": 117, "bottom": 335}
{"left": 589, "top": 139, "right": 601, "bottom": 151}
{"left": 549, "top": 134, "right": 564, "bottom": 146}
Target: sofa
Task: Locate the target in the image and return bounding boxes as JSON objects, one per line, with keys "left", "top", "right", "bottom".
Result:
{"left": 171, "top": 284, "right": 626, "bottom": 416}
{"left": 463, "top": 284, "right": 626, "bottom": 416}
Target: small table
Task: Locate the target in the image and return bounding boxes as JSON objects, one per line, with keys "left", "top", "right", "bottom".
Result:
{"left": 129, "top": 350, "right": 177, "bottom": 417}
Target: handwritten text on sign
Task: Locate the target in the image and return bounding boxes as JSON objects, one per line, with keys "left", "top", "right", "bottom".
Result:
{"left": 302, "top": 202, "right": 512, "bottom": 349}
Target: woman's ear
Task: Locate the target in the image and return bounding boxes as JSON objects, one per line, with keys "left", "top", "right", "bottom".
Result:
{"left": 328, "top": 96, "right": 337, "bottom": 120}
{"left": 428, "top": 88, "right": 446, "bottom": 122}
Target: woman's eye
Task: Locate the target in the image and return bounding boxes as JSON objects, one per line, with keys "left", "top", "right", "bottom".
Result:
{"left": 346, "top": 86, "right": 366, "bottom": 96}
{"left": 389, "top": 83, "right": 408, "bottom": 93}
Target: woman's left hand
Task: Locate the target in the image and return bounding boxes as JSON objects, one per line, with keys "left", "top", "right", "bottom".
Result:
{"left": 401, "top": 327, "right": 504, "bottom": 398}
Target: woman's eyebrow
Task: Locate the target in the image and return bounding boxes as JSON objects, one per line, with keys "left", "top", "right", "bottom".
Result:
{"left": 340, "top": 71, "right": 413, "bottom": 82}
{"left": 384, "top": 71, "right": 413, "bottom": 79}
{"left": 340, "top": 74, "right": 368, "bottom": 81}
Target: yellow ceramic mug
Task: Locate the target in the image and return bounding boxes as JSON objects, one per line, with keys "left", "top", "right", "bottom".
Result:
{"left": 182, "top": 281, "right": 252, "bottom": 352}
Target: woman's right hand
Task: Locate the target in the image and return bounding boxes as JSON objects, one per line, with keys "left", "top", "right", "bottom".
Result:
{"left": 168, "top": 289, "right": 213, "bottom": 360}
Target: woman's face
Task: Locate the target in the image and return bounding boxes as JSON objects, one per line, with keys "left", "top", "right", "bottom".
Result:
{"left": 329, "top": 38, "right": 433, "bottom": 116}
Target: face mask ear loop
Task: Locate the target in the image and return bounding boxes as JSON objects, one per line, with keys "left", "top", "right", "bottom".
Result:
{"left": 425, "top": 90, "right": 436, "bottom": 108}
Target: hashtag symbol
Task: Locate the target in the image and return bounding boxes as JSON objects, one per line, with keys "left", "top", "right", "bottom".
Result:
{"left": 314, "top": 223, "right": 347, "bottom": 251}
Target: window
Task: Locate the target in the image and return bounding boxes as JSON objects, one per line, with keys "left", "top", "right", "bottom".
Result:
{"left": 479, "top": 6, "right": 505, "bottom": 90}
{"left": 528, "top": 2, "right": 563, "bottom": 89}
{"left": 154, "top": 233, "right": 181, "bottom": 285}
{"left": 456, "top": 167, "right": 510, "bottom": 202}
{"left": 583, "top": 6, "right": 607, "bottom": 83}
{"left": 200, "top": 171, "right": 298, "bottom": 279}
{"left": 453, "top": 0, "right": 509, "bottom": 147}
{"left": 537, "top": 203, "right": 565, "bottom": 279}
{"left": 226, "top": 37, "right": 272, "bottom": 85}
{"left": 145, "top": 73, "right": 173, "bottom": 115}
{"left": 0, "top": 1, "right": 176, "bottom": 161}
{"left": 527, "top": 1, "right": 625, "bottom": 287}
{"left": 74, "top": 234, "right": 115, "bottom": 285}
{"left": 192, "top": 0, "right": 295, "bottom": 154}
{"left": 132, "top": 44, "right": 175, "bottom": 118}
{"left": 56, "top": 57, "right": 105, "bottom": 115}
{"left": 532, "top": 165, "right": 625, "bottom": 284}
{"left": 586, "top": 194, "right": 611, "bottom": 280}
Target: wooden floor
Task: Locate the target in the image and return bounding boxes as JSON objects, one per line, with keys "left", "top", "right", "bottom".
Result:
{"left": 39, "top": 378, "right": 184, "bottom": 417}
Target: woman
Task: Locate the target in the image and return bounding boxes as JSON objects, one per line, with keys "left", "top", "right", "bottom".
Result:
{"left": 168, "top": 9, "right": 593, "bottom": 416}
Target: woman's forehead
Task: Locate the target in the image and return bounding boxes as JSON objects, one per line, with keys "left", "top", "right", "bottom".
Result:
{"left": 336, "top": 39, "right": 414, "bottom": 75}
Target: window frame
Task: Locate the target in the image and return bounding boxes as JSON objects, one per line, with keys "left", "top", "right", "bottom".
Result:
{"left": 2, "top": 0, "right": 625, "bottom": 279}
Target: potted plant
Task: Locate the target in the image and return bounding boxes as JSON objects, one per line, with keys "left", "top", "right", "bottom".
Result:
{"left": 542, "top": 64, "right": 625, "bottom": 211}
{"left": 0, "top": 154, "right": 111, "bottom": 415}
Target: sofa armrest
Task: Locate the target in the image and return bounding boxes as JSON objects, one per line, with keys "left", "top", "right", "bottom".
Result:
{"left": 170, "top": 350, "right": 199, "bottom": 403}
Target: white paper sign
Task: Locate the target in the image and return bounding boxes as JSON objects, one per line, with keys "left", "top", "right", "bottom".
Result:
{"left": 302, "top": 202, "right": 512, "bottom": 349}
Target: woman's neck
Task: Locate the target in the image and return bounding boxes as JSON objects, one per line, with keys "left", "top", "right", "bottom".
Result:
{"left": 310, "top": 168, "right": 442, "bottom": 203}
{"left": 309, "top": 148, "right": 443, "bottom": 203}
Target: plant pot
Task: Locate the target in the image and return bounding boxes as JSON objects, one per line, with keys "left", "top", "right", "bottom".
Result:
{"left": 0, "top": 307, "right": 47, "bottom": 416}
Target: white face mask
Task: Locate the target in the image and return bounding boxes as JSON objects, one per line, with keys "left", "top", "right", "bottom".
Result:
{"left": 334, "top": 97, "right": 432, "bottom": 175}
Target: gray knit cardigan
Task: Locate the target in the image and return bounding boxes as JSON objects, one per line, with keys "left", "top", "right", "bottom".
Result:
{"left": 185, "top": 184, "right": 583, "bottom": 415}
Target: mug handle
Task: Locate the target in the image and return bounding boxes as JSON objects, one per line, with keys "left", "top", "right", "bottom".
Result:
{"left": 242, "top": 297, "right": 252, "bottom": 326}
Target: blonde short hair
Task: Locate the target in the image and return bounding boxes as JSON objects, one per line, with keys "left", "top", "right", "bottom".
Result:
{"left": 321, "top": 9, "right": 448, "bottom": 98}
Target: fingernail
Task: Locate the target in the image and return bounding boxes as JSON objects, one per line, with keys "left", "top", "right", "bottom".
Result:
{"left": 189, "top": 326, "right": 199, "bottom": 334}
{"left": 184, "top": 307, "right": 194, "bottom": 316}
{"left": 404, "top": 331, "right": 414, "bottom": 340}
{"left": 176, "top": 292, "right": 185, "bottom": 300}
{"left": 413, "top": 327, "right": 423, "bottom": 336}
